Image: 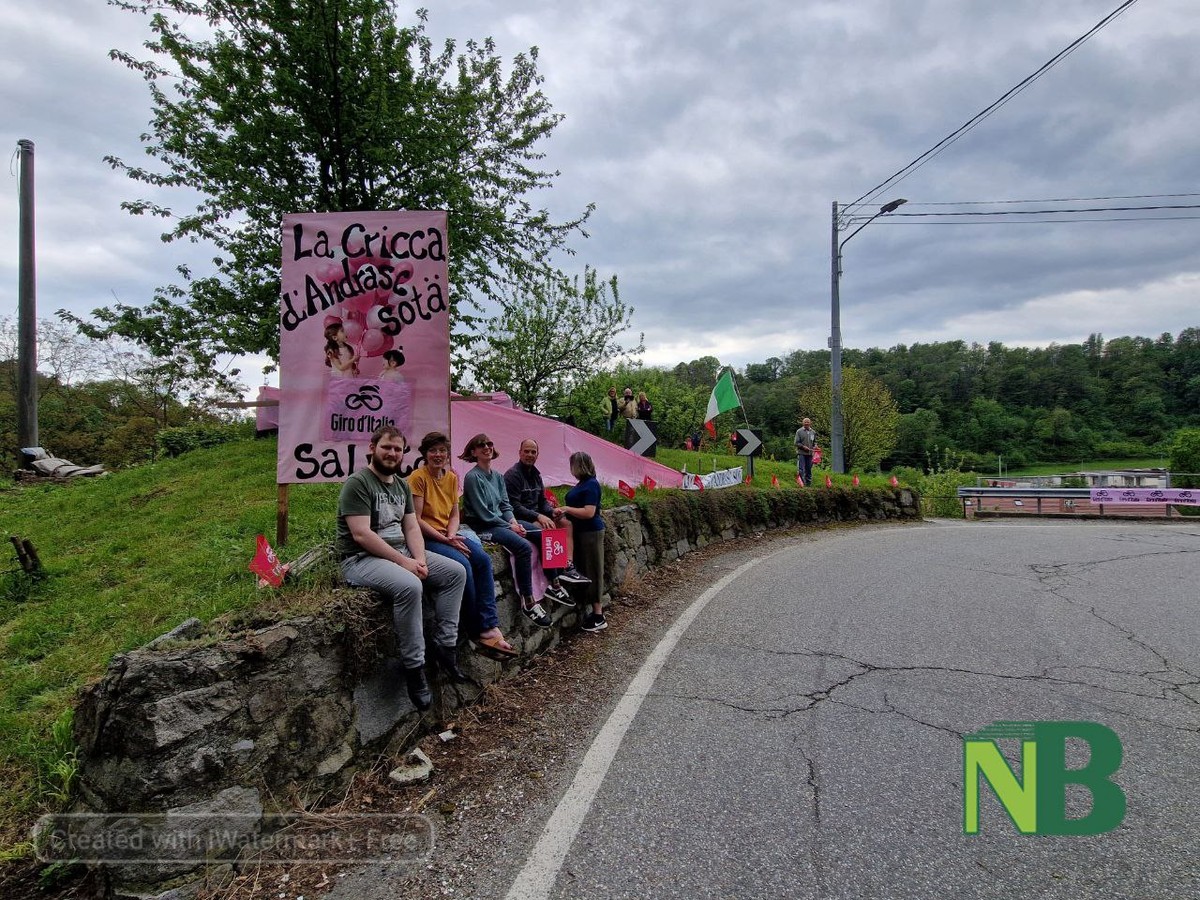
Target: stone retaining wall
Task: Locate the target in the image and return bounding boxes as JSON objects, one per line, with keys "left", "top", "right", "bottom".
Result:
{"left": 71, "top": 488, "right": 917, "bottom": 897}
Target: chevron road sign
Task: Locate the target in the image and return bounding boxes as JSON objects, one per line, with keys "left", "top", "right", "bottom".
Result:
{"left": 732, "top": 428, "right": 763, "bottom": 457}
{"left": 625, "top": 418, "right": 658, "bottom": 457}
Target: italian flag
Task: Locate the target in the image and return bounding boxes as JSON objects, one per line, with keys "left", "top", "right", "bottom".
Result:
{"left": 704, "top": 368, "right": 741, "bottom": 437}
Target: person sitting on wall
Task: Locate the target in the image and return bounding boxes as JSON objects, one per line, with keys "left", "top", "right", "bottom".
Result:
{"left": 503, "top": 438, "right": 591, "bottom": 608}
{"left": 337, "top": 425, "right": 468, "bottom": 711}
{"left": 408, "top": 431, "right": 518, "bottom": 661}
{"left": 459, "top": 433, "right": 553, "bottom": 630}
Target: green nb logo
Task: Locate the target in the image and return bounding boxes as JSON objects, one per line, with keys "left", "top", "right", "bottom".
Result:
{"left": 963, "top": 721, "right": 1125, "bottom": 835}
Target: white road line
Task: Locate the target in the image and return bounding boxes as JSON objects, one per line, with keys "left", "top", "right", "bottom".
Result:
{"left": 504, "top": 552, "right": 773, "bottom": 900}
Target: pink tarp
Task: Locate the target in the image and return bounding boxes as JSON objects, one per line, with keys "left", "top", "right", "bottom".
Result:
{"left": 448, "top": 395, "right": 683, "bottom": 490}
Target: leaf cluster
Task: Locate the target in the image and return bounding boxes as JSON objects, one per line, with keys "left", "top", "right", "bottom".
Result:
{"left": 90, "top": 0, "right": 592, "bottom": 382}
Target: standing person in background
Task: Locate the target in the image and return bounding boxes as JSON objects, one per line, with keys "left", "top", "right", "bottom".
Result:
{"left": 795, "top": 417, "right": 817, "bottom": 487}
{"left": 555, "top": 451, "right": 608, "bottom": 633}
{"left": 408, "top": 432, "right": 518, "bottom": 660}
{"left": 636, "top": 391, "right": 653, "bottom": 420}
{"left": 601, "top": 387, "right": 619, "bottom": 433}
{"left": 618, "top": 388, "right": 638, "bottom": 420}
{"left": 337, "top": 426, "right": 467, "bottom": 711}
{"left": 503, "top": 438, "right": 591, "bottom": 608}
{"left": 459, "top": 433, "right": 553, "bottom": 629}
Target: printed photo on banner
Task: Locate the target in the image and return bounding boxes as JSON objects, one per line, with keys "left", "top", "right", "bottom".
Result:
{"left": 277, "top": 211, "right": 451, "bottom": 484}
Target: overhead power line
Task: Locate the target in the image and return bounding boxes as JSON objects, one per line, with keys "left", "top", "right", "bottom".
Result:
{"left": 908, "top": 192, "right": 1200, "bottom": 206}
{"left": 842, "top": 0, "right": 1143, "bottom": 221}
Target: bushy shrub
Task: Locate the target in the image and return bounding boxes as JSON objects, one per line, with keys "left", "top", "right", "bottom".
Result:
{"left": 156, "top": 422, "right": 254, "bottom": 457}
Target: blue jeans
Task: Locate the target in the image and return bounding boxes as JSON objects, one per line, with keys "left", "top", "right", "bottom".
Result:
{"left": 426, "top": 534, "right": 499, "bottom": 637}
{"left": 798, "top": 453, "right": 813, "bottom": 486}
{"left": 476, "top": 524, "right": 534, "bottom": 597}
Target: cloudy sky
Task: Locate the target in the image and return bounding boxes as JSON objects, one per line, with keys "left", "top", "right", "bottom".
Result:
{"left": 3, "top": 0, "right": 1198, "bottom": 394}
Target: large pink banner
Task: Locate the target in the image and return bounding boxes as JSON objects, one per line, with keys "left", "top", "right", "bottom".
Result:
{"left": 1090, "top": 487, "right": 1199, "bottom": 505}
{"left": 277, "top": 211, "right": 451, "bottom": 483}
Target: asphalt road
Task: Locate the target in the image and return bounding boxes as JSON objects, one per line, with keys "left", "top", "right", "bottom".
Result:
{"left": 503, "top": 519, "right": 1200, "bottom": 899}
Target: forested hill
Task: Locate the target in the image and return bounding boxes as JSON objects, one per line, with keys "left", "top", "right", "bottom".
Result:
{"left": 729, "top": 329, "right": 1200, "bottom": 468}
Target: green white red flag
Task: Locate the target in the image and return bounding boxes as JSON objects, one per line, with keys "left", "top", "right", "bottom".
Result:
{"left": 704, "top": 369, "right": 741, "bottom": 427}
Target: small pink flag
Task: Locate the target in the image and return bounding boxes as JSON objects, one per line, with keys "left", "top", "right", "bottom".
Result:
{"left": 812, "top": 446, "right": 823, "bottom": 465}
{"left": 618, "top": 480, "right": 636, "bottom": 500}
{"left": 643, "top": 474, "right": 657, "bottom": 491}
{"left": 771, "top": 474, "right": 779, "bottom": 488}
{"left": 825, "top": 475, "right": 833, "bottom": 488}
{"left": 544, "top": 488, "right": 557, "bottom": 506}
{"left": 796, "top": 474, "right": 805, "bottom": 486}
{"left": 890, "top": 475, "right": 900, "bottom": 487}
{"left": 852, "top": 474, "right": 860, "bottom": 486}
{"left": 249, "top": 534, "right": 286, "bottom": 588}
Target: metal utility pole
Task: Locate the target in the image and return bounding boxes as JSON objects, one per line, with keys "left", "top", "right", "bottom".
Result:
{"left": 16, "top": 138, "right": 38, "bottom": 457}
{"left": 829, "top": 197, "right": 906, "bottom": 474}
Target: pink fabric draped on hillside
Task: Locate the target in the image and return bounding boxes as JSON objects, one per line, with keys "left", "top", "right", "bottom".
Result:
{"left": 449, "top": 394, "right": 682, "bottom": 489}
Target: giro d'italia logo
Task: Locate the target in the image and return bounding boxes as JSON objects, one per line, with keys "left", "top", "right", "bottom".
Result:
{"left": 963, "top": 721, "right": 1125, "bottom": 835}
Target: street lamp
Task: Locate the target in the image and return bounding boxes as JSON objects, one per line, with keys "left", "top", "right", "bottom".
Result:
{"left": 829, "top": 197, "right": 906, "bottom": 474}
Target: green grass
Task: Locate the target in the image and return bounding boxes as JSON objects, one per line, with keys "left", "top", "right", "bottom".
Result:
{"left": 0, "top": 438, "right": 341, "bottom": 848}
{"left": 0, "top": 437, "right": 900, "bottom": 851}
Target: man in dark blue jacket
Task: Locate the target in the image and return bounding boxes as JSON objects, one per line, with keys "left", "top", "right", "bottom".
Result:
{"left": 504, "top": 438, "right": 590, "bottom": 605}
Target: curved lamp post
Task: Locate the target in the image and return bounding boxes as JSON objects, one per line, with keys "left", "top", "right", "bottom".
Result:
{"left": 829, "top": 197, "right": 906, "bottom": 474}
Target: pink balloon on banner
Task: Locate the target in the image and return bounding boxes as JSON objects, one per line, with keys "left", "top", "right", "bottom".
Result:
{"left": 393, "top": 260, "right": 416, "bottom": 285}
{"left": 360, "top": 328, "right": 394, "bottom": 357}
{"left": 365, "top": 306, "right": 389, "bottom": 330}
{"left": 341, "top": 318, "right": 365, "bottom": 345}
{"left": 343, "top": 291, "right": 376, "bottom": 315}
{"left": 345, "top": 308, "right": 365, "bottom": 324}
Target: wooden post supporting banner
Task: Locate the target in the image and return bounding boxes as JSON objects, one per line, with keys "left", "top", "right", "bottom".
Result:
{"left": 277, "top": 483, "right": 290, "bottom": 547}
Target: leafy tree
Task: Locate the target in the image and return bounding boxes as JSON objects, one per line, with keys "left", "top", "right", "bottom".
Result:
{"left": 84, "top": 0, "right": 592, "bottom": 386}
{"left": 471, "top": 268, "right": 641, "bottom": 413}
{"left": 797, "top": 367, "right": 898, "bottom": 471}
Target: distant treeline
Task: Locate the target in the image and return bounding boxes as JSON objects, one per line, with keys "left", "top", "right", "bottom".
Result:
{"left": 560, "top": 329, "right": 1200, "bottom": 470}
{"left": 736, "top": 330, "right": 1200, "bottom": 469}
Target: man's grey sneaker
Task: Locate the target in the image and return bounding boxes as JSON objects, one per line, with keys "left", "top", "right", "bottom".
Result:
{"left": 545, "top": 582, "right": 574, "bottom": 608}
{"left": 521, "top": 598, "right": 552, "bottom": 629}
{"left": 558, "top": 563, "right": 591, "bottom": 584}
{"left": 580, "top": 612, "right": 608, "bottom": 633}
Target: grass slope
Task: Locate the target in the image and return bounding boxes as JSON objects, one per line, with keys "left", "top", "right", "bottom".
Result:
{"left": 0, "top": 439, "right": 340, "bottom": 848}
{"left": 0, "top": 438, "right": 879, "bottom": 851}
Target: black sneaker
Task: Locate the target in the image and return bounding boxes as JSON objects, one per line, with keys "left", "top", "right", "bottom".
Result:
{"left": 404, "top": 665, "right": 432, "bottom": 710}
{"left": 544, "top": 582, "right": 574, "bottom": 607}
{"left": 558, "top": 563, "right": 591, "bottom": 584}
{"left": 580, "top": 612, "right": 608, "bottom": 633}
{"left": 521, "top": 597, "right": 552, "bottom": 629}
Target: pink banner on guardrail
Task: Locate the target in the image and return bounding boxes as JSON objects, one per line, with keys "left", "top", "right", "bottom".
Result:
{"left": 1090, "top": 488, "right": 1200, "bottom": 505}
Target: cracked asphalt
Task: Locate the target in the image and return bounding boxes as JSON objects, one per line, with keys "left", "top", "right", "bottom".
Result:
{"left": 536, "top": 520, "right": 1200, "bottom": 899}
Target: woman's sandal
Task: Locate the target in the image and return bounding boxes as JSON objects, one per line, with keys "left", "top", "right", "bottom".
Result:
{"left": 474, "top": 633, "right": 520, "bottom": 660}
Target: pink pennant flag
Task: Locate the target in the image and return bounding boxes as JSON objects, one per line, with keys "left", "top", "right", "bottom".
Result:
{"left": 643, "top": 474, "right": 657, "bottom": 491}
{"left": 771, "top": 474, "right": 779, "bottom": 488}
{"left": 618, "top": 480, "right": 636, "bottom": 500}
{"left": 249, "top": 534, "right": 286, "bottom": 588}
{"left": 825, "top": 475, "right": 833, "bottom": 488}
{"left": 852, "top": 474, "right": 860, "bottom": 486}
{"left": 544, "top": 488, "right": 558, "bottom": 506}
{"left": 890, "top": 475, "right": 900, "bottom": 487}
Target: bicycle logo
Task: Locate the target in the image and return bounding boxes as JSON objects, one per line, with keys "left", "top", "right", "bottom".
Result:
{"left": 345, "top": 385, "right": 383, "bottom": 411}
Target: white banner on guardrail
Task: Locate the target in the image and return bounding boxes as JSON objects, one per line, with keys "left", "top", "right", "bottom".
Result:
{"left": 1090, "top": 488, "right": 1200, "bottom": 505}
